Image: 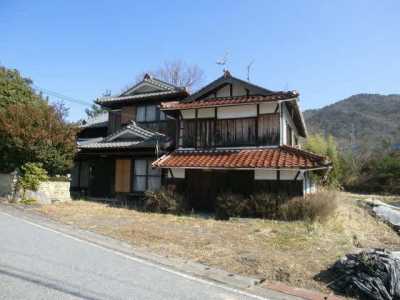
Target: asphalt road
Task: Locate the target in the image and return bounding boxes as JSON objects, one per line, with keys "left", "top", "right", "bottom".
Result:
{"left": 0, "top": 210, "right": 265, "bottom": 300}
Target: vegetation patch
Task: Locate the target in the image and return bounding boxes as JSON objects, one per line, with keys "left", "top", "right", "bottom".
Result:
{"left": 215, "top": 191, "right": 337, "bottom": 222}
{"left": 144, "top": 188, "right": 187, "bottom": 214}
{"left": 35, "top": 192, "right": 400, "bottom": 293}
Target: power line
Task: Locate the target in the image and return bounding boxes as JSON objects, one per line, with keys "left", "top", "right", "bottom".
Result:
{"left": 32, "top": 84, "right": 92, "bottom": 107}
{"left": 32, "top": 84, "right": 169, "bottom": 123}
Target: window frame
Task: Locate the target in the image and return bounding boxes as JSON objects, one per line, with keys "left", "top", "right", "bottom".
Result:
{"left": 132, "top": 159, "right": 162, "bottom": 192}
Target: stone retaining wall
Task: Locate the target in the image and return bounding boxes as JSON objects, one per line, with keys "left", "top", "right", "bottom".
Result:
{"left": 0, "top": 172, "right": 71, "bottom": 203}
{"left": 0, "top": 173, "right": 15, "bottom": 197}
{"left": 37, "top": 181, "right": 71, "bottom": 203}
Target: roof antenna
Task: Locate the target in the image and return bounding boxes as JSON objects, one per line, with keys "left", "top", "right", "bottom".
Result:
{"left": 216, "top": 50, "right": 229, "bottom": 72}
{"left": 284, "top": 82, "right": 289, "bottom": 92}
{"left": 246, "top": 60, "right": 255, "bottom": 82}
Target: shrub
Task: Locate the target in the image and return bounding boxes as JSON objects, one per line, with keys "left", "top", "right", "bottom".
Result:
{"left": 250, "top": 192, "right": 289, "bottom": 219}
{"left": 215, "top": 192, "right": 252, "bottom": 220}
{"left": 215, "top": 191, "right": 338, "bottom": 222}
{"left": 17, "top": 162, "right": 48, "bottom": 200}
{"left": 215, "top": 191, "right": 289, "bottom": 220}
{"left": 144, "top": 187, "right": 186, "bottom": 214}
{"left": 303, "top": 134, "right": 342, "bottom": 188}
{"left": 278, "top": 191, "right": 338, "bottom": 222}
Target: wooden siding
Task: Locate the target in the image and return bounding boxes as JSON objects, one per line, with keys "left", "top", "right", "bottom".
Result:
{"left": 115, "top": 159, "right": 131, "bottom": 193}
{"left": 121, "top": 106, "right": 136, "bottom": 124}
{"left": 108, "top": 111, "right": 122, "bottom": 134}
{"left": 181, "top": 113, "right": 279, "bottom": 148}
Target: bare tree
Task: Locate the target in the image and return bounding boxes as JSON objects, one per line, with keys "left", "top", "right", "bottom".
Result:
{"left": 134, "top": 60, "right": 204, "bottom": 92}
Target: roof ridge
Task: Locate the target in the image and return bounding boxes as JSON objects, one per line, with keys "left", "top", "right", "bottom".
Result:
{"left": 119, "top": 75, "right": 184, "bottom": 97}
{"left": 97, "top": 90, "right": 185, "bottom": 104}
{"left": 188, "top": 92, "right": 297, "bottom": 103}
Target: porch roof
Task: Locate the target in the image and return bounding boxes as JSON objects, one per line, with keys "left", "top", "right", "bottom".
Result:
{"left": 78, "top": 121, "right": 166, "bottom": 150}
{"left": 152, "top": 146, "right": 330, "bottom": 169}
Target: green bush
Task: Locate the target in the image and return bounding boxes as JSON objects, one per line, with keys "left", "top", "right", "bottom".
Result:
{"left": 144, "top": 187, "right": 186, "bottom": 214}
{"left": 18, "top": 162, "right": 48, "bottom": 200}
{"left": 303, "top": 134, "right": 342, "bottom": 188}
{"left": 278, "top": 191, "right": 338, "bottom": 222}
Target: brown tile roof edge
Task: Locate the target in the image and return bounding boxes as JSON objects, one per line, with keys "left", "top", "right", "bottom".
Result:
{"left": 152, "top": 146, "right": 331, "bottom": 169}
{"left": 160, "top": 92, "right": 298, "bottom": 110}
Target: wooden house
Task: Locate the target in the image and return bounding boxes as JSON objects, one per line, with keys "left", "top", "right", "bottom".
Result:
{"left": 71, "top": 71, "right": 330, "bottom": 209}
{"left": 71, "top": 74, "right": 188, "bottom": 198}
{"left": 152, "top": 71, "right": 331, "bottom": 210}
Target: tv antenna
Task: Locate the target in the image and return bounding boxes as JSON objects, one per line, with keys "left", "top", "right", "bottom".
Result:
{"left": 246, "top": 60, "right": 255, "bottom": 81}
{"left": 216, "top": 50, "right": 229, "bottom": 71}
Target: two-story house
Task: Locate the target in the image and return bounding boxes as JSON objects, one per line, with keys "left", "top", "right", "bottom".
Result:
{"left": 153, "top": 71, "right": 331, "bottom": 210}
{"left": 71, "top": 74, "right": 188, "bottom": 198}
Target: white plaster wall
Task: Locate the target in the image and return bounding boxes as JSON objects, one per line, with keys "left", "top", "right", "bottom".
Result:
{"left": 181, "top": 109, "right": 195, "bottom": 119}
{"left": 197, "top": 108, "right": 215, "bottom": 118}
{"left": 259, "top": 102, "right": 279, "bottom": 114}
{"left": 280, "top": 170, "right": 302, "bottom": 180}
{"left": 217, "top": 105, "right": 257, "bottom": 119}
{"left": 254, "top": 169, "right": 276, "bottom": 180}
{"left": 167, "top": 168, "right": 185, "bottom": 179}
{"left": 255, "top": 169, "right": 303, "bottom": 181}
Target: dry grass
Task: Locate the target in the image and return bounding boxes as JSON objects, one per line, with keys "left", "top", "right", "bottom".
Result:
{"left": 36, "top": 192, "right": 400, "bottom": 292}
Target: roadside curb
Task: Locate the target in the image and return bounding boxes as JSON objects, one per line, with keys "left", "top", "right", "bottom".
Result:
{"left": 0, "top": 202, "right": 339, "bottom": 300}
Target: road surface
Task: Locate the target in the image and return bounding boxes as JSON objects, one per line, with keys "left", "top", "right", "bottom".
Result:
{"left": 0, "top": 209, "right": 267, "bottom": 300}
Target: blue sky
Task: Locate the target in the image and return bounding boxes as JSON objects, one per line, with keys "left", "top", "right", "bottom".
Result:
{"left": 1, "top": 1, "right": 399, "bottom": 121}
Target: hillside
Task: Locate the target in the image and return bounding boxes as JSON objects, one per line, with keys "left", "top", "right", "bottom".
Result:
{"left": 303, "top": 94, "right": 400, "bottom": 149}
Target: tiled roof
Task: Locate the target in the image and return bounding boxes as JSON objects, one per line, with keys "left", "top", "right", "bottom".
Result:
{"left": 161, "top": 92, "right": 298, "bottom": 110}
{"left": 78, "top": 121, "right": 166, "bottom": 150}
{"left": 153, "top": 146, "right": 330, "bottom": 169}
{"left": 104, "top": 121, "right": 163, "bottom": 141}
{"left": 120, "top": 74, "right": 182, "bottom": 96}
{"left": 80, "top": 113, "right": 108, "bottom": 128}
{"left": 97, "top": 90, "right": 184, "bottom": 104}
{"left": 79, "top": 140, "right": 157, "bottom": 149}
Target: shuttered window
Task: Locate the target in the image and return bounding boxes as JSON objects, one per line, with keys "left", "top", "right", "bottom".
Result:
{"left": 115, "top": 159, "right": 131, "bottom": 193}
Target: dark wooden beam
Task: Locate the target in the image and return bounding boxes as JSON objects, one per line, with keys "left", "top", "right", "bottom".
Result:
{"left": 274, "top": 103, "right": 279, "bottom": 113}
{"left": 255, "top": 104, "right": 259, "bottom": 145}
{"left": 294, "top": 170, "right": 301, "bottom": 181}
{"left": 195, "top": 109, "right": 198, "bottom": 148}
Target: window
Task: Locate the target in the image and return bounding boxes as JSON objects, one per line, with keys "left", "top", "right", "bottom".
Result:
{"left": 132, "top": 159, "right": 161, "bottom": 192}
{"left": 136, "top": 105, "right": 158, "bottom": 122}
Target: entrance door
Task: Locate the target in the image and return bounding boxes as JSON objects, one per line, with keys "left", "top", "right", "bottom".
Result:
{"left": 186, "top": 170, "right": 218, "bottom": 211}
{"left": 88, "top": 158, "right": 114, "bottom": 198}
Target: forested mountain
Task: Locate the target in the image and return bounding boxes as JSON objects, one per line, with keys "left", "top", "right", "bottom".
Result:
{"left": 303, "top": 94, "right": 400, "bottom": 150}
